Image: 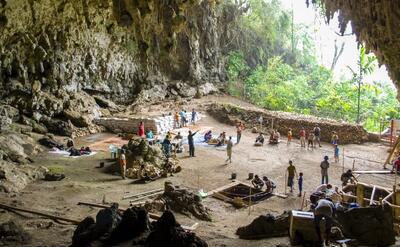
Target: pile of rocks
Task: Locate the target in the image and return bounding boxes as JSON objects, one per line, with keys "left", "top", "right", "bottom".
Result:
{"left": 208, "top": 103, "right": 372, "bottom": 144}
{"left": 0, "top": 221, "right": 31, "bottom": 245}
{"left": 126, "top": 138, "right": 165, "bottom": 169}
{"left": 145, "top": 182, "right": 212, "bottom": 221}
{"left": 71, "top": 205, "right": 207, "bottom": 247}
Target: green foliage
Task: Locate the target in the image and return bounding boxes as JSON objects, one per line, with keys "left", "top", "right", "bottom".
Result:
{"left": 224, "top": 0, "right": 399, "bottom": 132}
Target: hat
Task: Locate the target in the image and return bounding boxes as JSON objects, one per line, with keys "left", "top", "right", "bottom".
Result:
{"left": 324, "top": 156, "right": 329, "bottom": 160}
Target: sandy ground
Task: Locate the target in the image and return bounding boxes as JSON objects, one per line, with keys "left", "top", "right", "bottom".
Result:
{"left": 0, "top": 96, "right": 395, "bottom": 247}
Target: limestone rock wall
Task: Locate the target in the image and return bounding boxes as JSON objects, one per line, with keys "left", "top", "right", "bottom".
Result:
{"left": 0, "top": 0, "right": 225, "bottom": 107}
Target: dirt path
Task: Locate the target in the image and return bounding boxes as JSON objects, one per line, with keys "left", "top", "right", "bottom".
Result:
{"left": 0, "top": 96, "right": 393, "bottom": 247}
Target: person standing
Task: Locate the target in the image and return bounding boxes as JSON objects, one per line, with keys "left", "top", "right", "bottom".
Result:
{"left": 191, "top": 109, "right": 197, "bottom": 124}
{"left": 299, "top": 127, "right": 306, "bottom": 147}
{"left": 174, "top": 112, "right": 180, "bottom": 129}
{"left": 314, "top": 198, "right": 335, "bottom": 246}
{"left": 320, "top": 156, "right": 330, "bottom": 184}
{"left": 188, "top": 130, "right": 199, "bottom": 157}
{"left": 119, "top": 150, "right": 127, "bottom": 179}
{"left": 334, "top": 144, "right": 339, "bottom": 163}
{"left": 137, "top": 121, "right": 145, "bottom": 137}
{"left": 298, "top": 172, "right": 303, "bottom": 197}
{"left": 226, "top": 136, "right": 233, "bottom": 164}
{"left": 313, "top": 125, "right": 322, "bottom": 147}
{"left": 307, "top": 130, "right": 315, "bottom": 150}
{"left": 236, "top": 122, "right": 244, "bottom": 144}
{"left": 287, "top": 128, "right": 293, "bottom": 145}
{"left": 286, "top": 160, "right": 298, "bottom": 193}
{"left": 331, "top": 131, "right": 339, "bottom": 145}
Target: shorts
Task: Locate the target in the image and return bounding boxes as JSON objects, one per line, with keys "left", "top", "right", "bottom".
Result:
{"left": 308, "top": 139, "right": 313, "bottom": 144}
{"left": 315, "top": 136, "right": 320, "bottom": 141}
{"left": 287, "top": 176, "right": 294, "bottom": 187}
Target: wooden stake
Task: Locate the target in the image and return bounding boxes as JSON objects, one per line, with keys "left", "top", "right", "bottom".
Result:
{"left": 300, "top": 192, "right": 306, "bottom": 210}
{"left": 248, "top": 187, "right": 252, "bottom": 215}
{"left": 284, "top": 171, "right": 287, "bottom": 195}
{"left": 342, "top": 147, "right": 345, "bottom": 174}
{"left": 0, "top": 203, "right": 80, "bottom": 225}
{"left": 352, "top": 160, "right": 355, "bottom": 171}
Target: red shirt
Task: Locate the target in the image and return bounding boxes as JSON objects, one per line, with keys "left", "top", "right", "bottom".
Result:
{"left": 300, "top": 130, "right": 305, "bottom": 137}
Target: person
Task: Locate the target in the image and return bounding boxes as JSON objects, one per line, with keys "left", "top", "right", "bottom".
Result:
{"left": 162, "top": 137, "right": 171, "bottom": 157}
{"left": 313, "top": 126, "right": 322, "bottom": 147}
{"left": 174, "top": 112, "right": 180, "bottom": 129}
{"left": 298, "top": 172, "right": 303, "bottom": 197}
{"left": 146, "top": 129, "right": 154, "bottom": 139}
{"left": 314, "top": 198, "right": 335, "bottom": 246}
{"left": 191, "top": 109, "right": 197, "bottom": 124}
{"left": 216, "top": 132, "right": 226, "bottom": 146}
{"left": 334, "top": 144, "right": 339, "bottom": 163}
{"left": 137, "top": 122, "right": 145, "bottom": 137}
{"left": 179, "top": 110, "right": 186, "bottom": 127}
{"left": 331, "top": 131, "right": 339, "bottom": 145}
{"left": 287, "top": 128, "right": 292, "bottom": 144}
{"left": 173, "top": 132, "right": 183, "bottom": 153}
{"left": 257, "top": 115, "right": 263, "bottom": 129}
{"left": 286, "top": 160, "right": 298, "bottom": 193}
{"left": 320, "top": 156, "right": 330, "bottom": 184}
{"left": 255, "top": 133, "right": 265, "bottom": 145}
{"left": 119, "top": 150, "right": 126, "bottom": 179}
{"left": 166, "top": 131, "right": 172, "bottom": 140}
{"left": 307, "top": 130, "right": 315, "bottom": 149}
{"left": 174, "top": 132, "right": 183, "bottom": 140}
{"left": 67, "top": 139, "right": 74, "bottom": 148}
{"left": 251, "top": 175, "right": 264, "bottom": 189}
{"left": 269, "top": 130, "right": 279, "bottom": 144}
{"left": 204, "top": 130, "right": 212, "bottom": 142}
{"left": 392, "top": 156, "right": 400, "bottom": 173}
{"left": 188, "top": 130, "right": 199, "bottom": 157}
{"left": 263, "top": 176, "right": 275, "bottom": 193}
{"left": 226, "top": 136, "right": 233, "bottom": 164}
{"left": 236, "top": 122, "right": 244, "bottom": 144}
{"left": 341, "top": 169, "right": 357, "bottom": 186}
{"left": 299, "top": 127, "right": 306, "bottom": 147}
{"left": 183, "top": 110, "right": 188, "bottom": 127}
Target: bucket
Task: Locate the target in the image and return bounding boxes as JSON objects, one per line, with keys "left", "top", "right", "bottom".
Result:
{"left": 231, "top": 173, "right": 237, "bottom": 180}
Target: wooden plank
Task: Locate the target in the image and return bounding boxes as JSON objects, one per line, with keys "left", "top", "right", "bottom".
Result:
{"left": 353, "top": 170, "right": 392, "bottom": 174}
{"left": 129, "top": 191, "right": 164, "bottom": 203}
{"left": 122, "top": 188, "right": 163, "bottom": 200}
{"left": 272, "top": 192, "right": 289, "bottom": 199}
{"left": 0, "top": 203, "right": 80, "bottom": 225}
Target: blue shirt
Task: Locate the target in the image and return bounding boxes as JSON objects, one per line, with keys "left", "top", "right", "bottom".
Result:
{"left": 335, "top": 147, "right": 339, "bottom": 156}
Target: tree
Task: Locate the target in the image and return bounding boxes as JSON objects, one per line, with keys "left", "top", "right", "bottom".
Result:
{"left": 347, "top": 46, "right": 377, "bottom": 123}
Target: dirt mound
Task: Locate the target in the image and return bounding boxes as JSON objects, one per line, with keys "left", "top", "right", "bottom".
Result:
{"left": 236, "top": 212, "right": 289, "bottom": 239}
{"left": 71, "top": 205, "right": 207, "bottom": 247}
{"left": 208, "top": 103, "right": 371, "bottom": 144}
{"left": 145, "top": 181, "right": 212, "bottom": 221}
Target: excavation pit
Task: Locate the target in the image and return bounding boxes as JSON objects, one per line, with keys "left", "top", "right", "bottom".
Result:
{"left": 212, "top": 182, "right": 273, "bottom": 206}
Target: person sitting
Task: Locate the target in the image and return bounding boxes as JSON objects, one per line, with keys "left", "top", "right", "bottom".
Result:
{"left": 174, "top": 132, "right": 183, "bottom": 140}
{"left": 269, "top": 130, "right": 279, "bottom": 144}
{"left": 341, "top": 169, "right": 357, "bottom": 186}
{"left": 263, "top": 176, "right": 276, "bottom": 192}
{"left": 79, "top": 146, "right": 92, "bottom": 155}
{"left": 251, "top": 175, "right": 264, "bottom": 189}
{"left": 255, "top": 133, "right": 265, "bottom": 145}
{"left": 216, "top": 132, "right": 226, "bottom": 147}
{"left": 162, "top": 138, "right": 172, "bottom": 157}
{"left": 204, "top": 130, "right": 212, "bottom": 142}
{"left": 146, "top": 129, "right": 154, "bottom": 139}
{"left": 67, "top": 139, "right": 74, "bottom": 149}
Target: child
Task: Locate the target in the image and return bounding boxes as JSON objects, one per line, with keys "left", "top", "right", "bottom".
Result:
{"left": 334, "top": 144, "right": 339, "bottom": 163}
{"left": 287, "top": 128, "right": 292, "bottom": 144}
{"left": 298, "top": 172, "right": 303, "bottom": 197}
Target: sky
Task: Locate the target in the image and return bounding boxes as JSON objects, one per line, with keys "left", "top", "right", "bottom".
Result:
{"left": 280, "top": 0, "right": 392, "bottom": 84}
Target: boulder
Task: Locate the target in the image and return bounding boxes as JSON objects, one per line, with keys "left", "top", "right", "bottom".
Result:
{"left": 0, "top": 161, "right": 47, "bottom": 193}
{"left": 236, "top": 212, "right": 290, "bottom": 239}
{"left": 41, "top": 117, "right": 74, "bottom": 137}
{"left": 62, "top": 92, "right": 102, "bottom": 128}
{"left": 0, "top": 105, "right": 20, "bottom": 122}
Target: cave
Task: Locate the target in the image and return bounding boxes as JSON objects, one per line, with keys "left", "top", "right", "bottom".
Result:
{"left": 0, "top": 0, "right": 400, "bottom": 246}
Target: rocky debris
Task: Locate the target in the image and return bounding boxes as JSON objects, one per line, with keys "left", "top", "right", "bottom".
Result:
{"left": 208, "top": 103, "right": 371, "bottom": 144}
{"left": 0, "top": 161, "right": 47, "bottom": 193}
{"left": 0, "top": 221, "right": 31, "bottom": 244}
{"left": 93, "top": 96, "right": 121, "bottom": 113}
{"left": 125, "top": 165, "right": 161, "bottom": 180}
{"left": 336, "top": 205, "right": 395, "bottom": 246}
{"left": 126, "top": 138, "right": 164, "bottom": 169}
{"left": 71, "top": 205, "right": 207, "bottom": 247}
{"left": 145, "top": 210, "right": 208, "bottom": 247}
{"left": 236, "top": 212, "right": 289, "bottom": 239}
{"left": 146, "top": 182, "right": 212, "bottom": 222}
{"left": 41, "top": 117, "right": 74, "bottom": 137}
{"left": 0, "top": 131, "right": 41, "bottom": 163}
{"left": 43, "top": 172, "right": 65, "bottom": 181}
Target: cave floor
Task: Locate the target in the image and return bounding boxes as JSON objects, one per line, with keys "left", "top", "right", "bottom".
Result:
{"left": 0, "top": 97, "right": 395, "bottom": 247}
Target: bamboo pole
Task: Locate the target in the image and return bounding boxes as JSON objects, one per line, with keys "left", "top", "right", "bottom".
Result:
{"left": 284, "top": 171, "right": 287, "bottom": 195}
{"left": 300, "top": 192, "right": 306, "bottom": 210}
{"left": 0, "top": 203, "right": 80, "bottom": 224}
{"left": 342, "top": 147, "right": 345, "bottom": 174}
